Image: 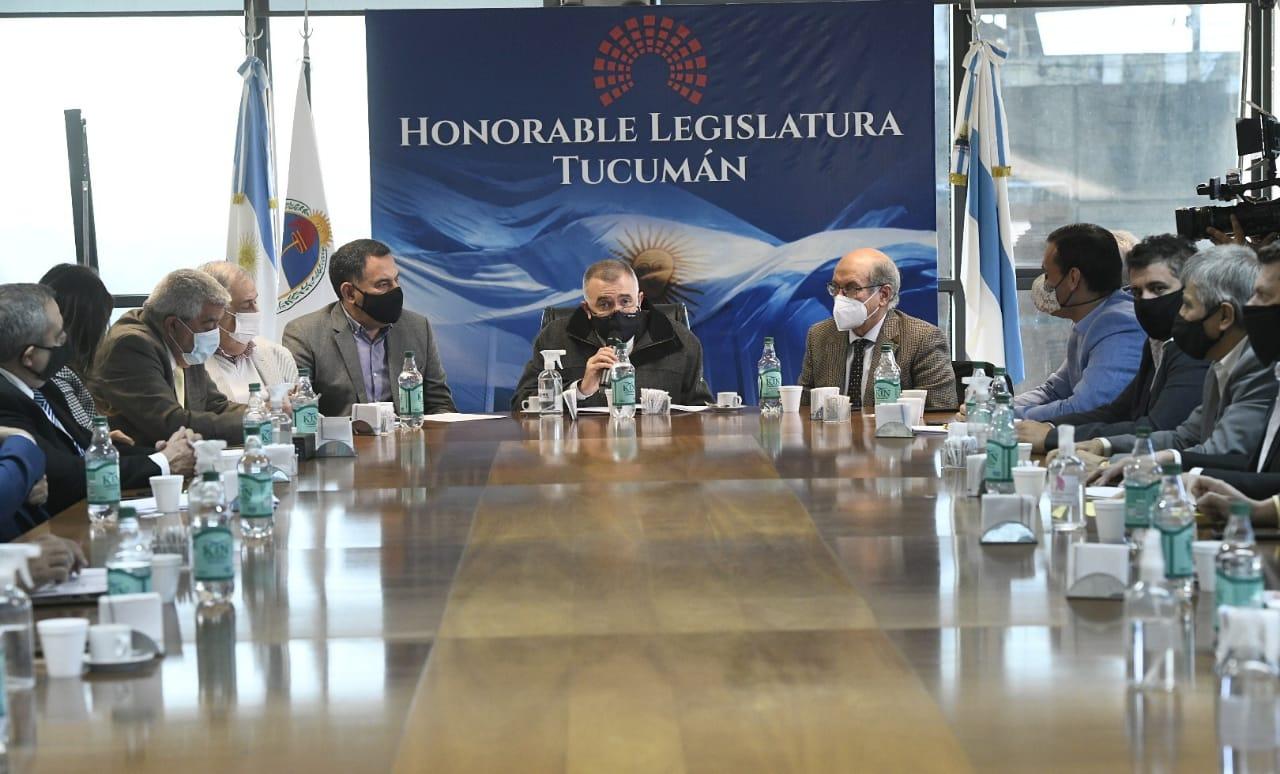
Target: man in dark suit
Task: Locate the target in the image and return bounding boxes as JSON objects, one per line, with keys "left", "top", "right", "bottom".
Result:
{"left": 511, "top": 259, "right": 713, "bottom": 409}
{"left": 283, "top": 239, "right": 455, "bottom": 417}
{"left": 91, "top": 269, "right": 247, "bottom": 447}
{"left": 1018, "top": 235, "right": 1209, "bottom": 452}
{"left": 798, "top": 248, "right": 956, "bottom": 410}
{"left": 0, "top": 284, "right": 195, "bottom": 516}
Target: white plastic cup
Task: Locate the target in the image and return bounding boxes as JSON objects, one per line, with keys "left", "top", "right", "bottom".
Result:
{"left": 1193, "top": 540, "right": 1224, "bottom": 593}
{"left": 88, "top": 623, "right": 132, "bottom": 664}
{"left": 1017, "top": 442, "right": 1033, "bottom": 464}
{"left": 779, "top": 386, "right": 803, "bottom": 414}
{"left": 1013, "top": 466, "right": 1047, "bottom": 501}
{"left": 1093, "top": 499, "right": 1126, "bottom": 544}
{"left": 151, "top": 553, "right": 183, "bottom": 604}
{"left": 38, "top": 618, "right": 89, "bottom": 678}
{"left": 900, "top": 396, "right": 925, "bottom": 427}
{"left": 901, "top": 389, "right": 928, "bottom": 404}
{"left": 148, "top": 475, "right": 184, "bottom": 514}
{"left": 965, "top": 453, "right": 987, "bottom": 497}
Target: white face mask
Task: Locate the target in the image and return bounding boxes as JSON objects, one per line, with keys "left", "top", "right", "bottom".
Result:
{"left": 832, "top": 293, "right": 873, "bottom": 331}
{"left": 174, "top": 320, "right": 221, "bottom": 366}
{"left": 1031, "top": 274, "right": 1062, "bottom": 315}
{"left": 225, "top": 311, "right": 261, "bottom": 344}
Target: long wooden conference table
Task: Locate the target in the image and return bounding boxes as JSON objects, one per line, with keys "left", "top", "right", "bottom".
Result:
{"left": 13, "top": 409, "right": 1254, "bottom": 771}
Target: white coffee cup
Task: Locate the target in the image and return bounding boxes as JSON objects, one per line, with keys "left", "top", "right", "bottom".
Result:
{"left": 1093, "top": 499, "right": 1126, "bottom": 544}
{"left": 88, "top": 623, "right": 133, "bottom": 664}
{"left": 1017, "top": 442, "right": 1033, "bottom": 464}
{"left": 1193, "top": 540, "right": 1224, "bottom": 592}
{"left": 900, "top": 396, "right": 925, "bottom": 427}
{"left": 779, "top": 386, "right": 803, "bottom": 414}
{"left": 521, "top": 396, "right": 541, "bottom": 412}
{"left": 716, "top": 392, "right": 742, "bottom": 408}
{"left": 809, "top": 387, "right": 840, "bottom": 420}
{"left": 901, "top": 389, "right": 929, "bottom": 404}
{"left": 37, "top": 618, "right": 89, "bottom": 678}
{"left": 1012, "top": 466, "right": 1047, "bottom": 501}
{"left": 151, "top": 553, "right": 183, "bottom": 604}
{"left": 148, "top": 475, "right": 184, "bottom": 514}
{"left": 965, "top": 453, "right": 987, "bottom": 497}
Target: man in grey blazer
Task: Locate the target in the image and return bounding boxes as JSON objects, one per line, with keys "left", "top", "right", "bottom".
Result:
{"left": 1089, "top": 246, "right": 1278, "bottom": 483}
{"left": 282, "top": 239, "right": 455, "bottom": 418}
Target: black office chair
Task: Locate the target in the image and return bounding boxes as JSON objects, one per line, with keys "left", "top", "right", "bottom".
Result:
{"left": 539, "top": 302, "right": 691, "bottom": 329}
{"left": 952, "top": 360, "right": 1014, "bottom": 403}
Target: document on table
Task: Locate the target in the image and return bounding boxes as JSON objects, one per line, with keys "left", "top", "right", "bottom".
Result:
{"left": 1085, "top": 486, "right": 1123, "bottom": 500}
{"left": 911, "top": 425, "right": 949, "bottom": 435}
{"left": 123, "top": 494, "right": 189, "bottom": 514}
{"left": 670, "top": 405, "right": 710, "bottom": 413}
{"left": 420, "top": 413, "right": 507, "bottom": 423}
{"left": 30, "top": 568, "right": 107, "bottom": 601}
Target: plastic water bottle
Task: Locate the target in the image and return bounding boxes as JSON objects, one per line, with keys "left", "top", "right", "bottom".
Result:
{"left": 968, "top": 383, "right": 992, "bottom": 450}
{"left": 872, "top": 343, "right": 901, "bottom": 406}
{"left": 398, "top": 351, "right": 425, "bottom": 429}
{"left": 608, "top": 340, "right": 636, "bottom": 419}
{"left": 238, "top": 434, "right": 275, "bottom": 539}
{"left": 987, "top": 366, "right": 1011, "bottom": 407}
{"left": 1217, "top": 631, "right": 1279, "bottom": 770}
{"left": 292, "top": 367, "right": 320, "bottom": 436}
{"left": 190, "top": 471, "right": 234, "bottom": 606}
{"left": 1217, "top": 501, "right": 1263, "bottom": 612}
{"left": 267, "top": 385, "right": 293, "bottom": 446}
{"left": 1047, "top": 424, "right": 1085, "bottom": 531}
{"left": 1125, "top": 530, "right": 1182, "bottom": 691}
{"left": 107, "top": 507, "right": 152, "bottom": 595}
{"left": 984, "top": 394, "right": 1017, "bottom": 494}
{"left": 85, "top": 415, "right": 120, "bottom": 523}
{"left": 537, "top": 349, "right": 566, "bottom": 416}
{"left": 243, "top": 383, "right": 272, "bottom": 445}
{"left": 1124, "top": 421, "right": 1161, "bottom": 534}
{"left": 0, "top": 545, "right": 39, "bottom": 690}
{"left": 1154, "top": 462, "right": 1196, "bottom": 599}
{"left": 757, "top": 336, "right": 783, "bottom": 417}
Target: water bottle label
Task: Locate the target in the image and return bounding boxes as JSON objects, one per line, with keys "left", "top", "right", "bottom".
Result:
{"left": 108, "top": 567, "right": 151, "bottom": 595}
{"left": 293, "top": 404, "right": 320, "bottom": 434}
{"left": 399, "top": 384, "right": 424, "bottom": 415}
{"left": 985, "top": 441, "right": 1016, "bottom": 483}
{"left": 86, "top": 460, "right": 121, "bottom": 505}
{"left": 1124, "top": 481, "right": 1157, "bottom": 529}
{"left": 193, "top": 527, "right": 235, "bottom": 581}
{"left": 259, "top": 421, "right": 273, "bottom": 445}
{"left": 759, "top": 368, "right": 782, "bottom": 400}
{"left": 1158, "top": 522, "right": 1195, "bottom": 579}
{"left": 1216, "top": 571, "right": 1264, "bottom": 609}
{"left": 239, "top": 472, "right": 274, "bottom": 519}
{"left": 611, "top": 374, "right": 636, "bottom": 406}
{"left": 873, "top": 379, "right": 901, "bottom": 405}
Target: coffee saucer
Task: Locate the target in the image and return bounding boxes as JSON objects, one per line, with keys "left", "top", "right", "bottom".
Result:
{"left": 706, "top": 405, "right": 745, "bottom": 413}
{"left": 86, "top": 651, "right": 156, "bottom": 673}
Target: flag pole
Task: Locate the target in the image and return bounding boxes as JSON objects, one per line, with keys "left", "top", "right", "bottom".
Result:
{"left": 302, "top": 0, "right": 312, "bottom": 100}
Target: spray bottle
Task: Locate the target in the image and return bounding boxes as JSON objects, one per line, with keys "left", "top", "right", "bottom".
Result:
{"left": 537, "top": 350, "right": 567, "bottom": 415}
{"left": 0, "top": 544, "right": 41, "bottom": 690}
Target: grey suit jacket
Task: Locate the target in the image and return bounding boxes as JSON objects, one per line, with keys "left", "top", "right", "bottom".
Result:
{"left": 1108, "top": 339, "right": 1279, "bottom": 457}
{"left": 282, "top": 302, "right": 455, "bottom": 418}
{"left": 89, "top": 309, "right": 246, "bottom": 447}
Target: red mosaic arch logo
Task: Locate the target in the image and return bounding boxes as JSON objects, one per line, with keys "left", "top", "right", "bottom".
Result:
{"left": 592, "top": 16, "right": 708, "bottom": 107}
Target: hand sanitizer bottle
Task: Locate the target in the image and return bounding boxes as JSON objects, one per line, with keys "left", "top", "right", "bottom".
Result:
{"left": 537, "top": 350, "right": 566, "bottom": 416}
{"left": 1047, "top": 424, "right": 1085, "bottom": 531}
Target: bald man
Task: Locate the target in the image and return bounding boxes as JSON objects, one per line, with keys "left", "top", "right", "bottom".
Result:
{"left": 798, "top": 249, "right": 957, "bottom": 410}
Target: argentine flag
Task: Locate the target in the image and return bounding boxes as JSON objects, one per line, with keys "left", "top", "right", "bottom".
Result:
{"left": 951, "top": 40, "right": 1024, "bottom": 382}
{"left": 227, "top": 55, "right": 280, "bottom": 342}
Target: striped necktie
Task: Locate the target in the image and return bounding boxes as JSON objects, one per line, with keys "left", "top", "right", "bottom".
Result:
{"left": 33, "top": 390, "right": 84, "bottom": 455}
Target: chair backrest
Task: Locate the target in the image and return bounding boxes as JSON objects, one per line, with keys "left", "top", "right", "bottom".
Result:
{"left": 540, "top": 302, "right": 690, "bottom": 330}
{"left": 952, "top": 360, "right": 1014, "bottom": 403}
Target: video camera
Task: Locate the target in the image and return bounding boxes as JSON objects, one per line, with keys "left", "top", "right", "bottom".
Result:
{"left": 1175, "top": 113, "right": 1280, "bottom": 240}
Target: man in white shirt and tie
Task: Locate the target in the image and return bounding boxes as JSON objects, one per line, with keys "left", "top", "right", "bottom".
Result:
{"left": 0, "top": 284, "right": 194, "bottom": 517}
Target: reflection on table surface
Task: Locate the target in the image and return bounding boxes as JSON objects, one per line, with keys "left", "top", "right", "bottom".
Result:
{"left": 14, "top": 411, "right": 1254, "bottom": 771}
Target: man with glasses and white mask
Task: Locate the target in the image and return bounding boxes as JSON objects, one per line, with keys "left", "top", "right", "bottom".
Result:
{"left": 798, "top": 248, "right": 955, "bottom": 409}
{"left": 198, "top": 262, "right": 298, "bottom": 404}
{"left": 512, "top": 259, "right": 712, "bottom": 409}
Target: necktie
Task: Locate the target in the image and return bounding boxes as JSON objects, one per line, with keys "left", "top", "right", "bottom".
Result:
{"left": 33, "top": 390, "right": 84, "bottom": 455}
{"left": 847, "top": 339, "right": 872, "bottom": 408}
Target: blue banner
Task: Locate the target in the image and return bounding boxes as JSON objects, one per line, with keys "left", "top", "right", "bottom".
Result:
{"left": 367, "top": 2, "right": 936, "bottom": 411}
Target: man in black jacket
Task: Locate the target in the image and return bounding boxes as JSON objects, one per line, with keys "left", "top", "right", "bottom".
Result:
{"left": 512, "top": 259, "right": 712, "bottom": 409}
{"left": 0, "top": 284, "right": 195, "bottom": 517}
{"left": 1018, "top": 234, "right": 1208, "bottom": 453}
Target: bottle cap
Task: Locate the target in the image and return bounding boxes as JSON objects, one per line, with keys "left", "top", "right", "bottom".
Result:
{"left": 1058, "top": 424, "right": 1075, "bottom": 447}
{"left": 249, "top": 383, "right": 261, "bottom": 391}
{"left": 1230, "top": 500, "right": 1252, "bottom": 518}
{"left": 404, "top": 350, "right": 415, "bottom": 358}
{"left": 94, "top": 415, "right": 107, "bottom": 424}
{"left": 764, "top": 336, "right": 774, "bottom": 346}
{"left": 996, "top": 394, "right": 1011, "bottom": 404}
{"left": 1161, "top": 462, "right": 1182, "bottom": 475}
{"left": 1135, "top": 418, "right": 1152, "bottom": 437}
{"left": 880, "top": 342, "right": 893, "bottom": 351}
{"left": 994, "top": 367, "right": 1006, "bottom": 376}
{"left": 119, "top": 506, "right": 137, "bottom": 521}
{"left": 298, "top": 367, "right": 310, "bottom": 377}
{"left": 202, "top": 471, "right": 219, "bottom": 482}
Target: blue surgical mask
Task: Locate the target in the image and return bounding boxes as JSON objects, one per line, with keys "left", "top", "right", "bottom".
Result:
{"left": 174, "top": 320, "right": 221, "bottom": 366}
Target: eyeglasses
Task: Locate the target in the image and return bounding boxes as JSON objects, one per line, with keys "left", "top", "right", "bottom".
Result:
{"left": 826, "top": 281, "right": 884, "bottom": 298}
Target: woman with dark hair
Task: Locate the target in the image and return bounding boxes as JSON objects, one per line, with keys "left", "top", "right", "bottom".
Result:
{"left": 38, "top": 264, "right": 118, "bottom": 435}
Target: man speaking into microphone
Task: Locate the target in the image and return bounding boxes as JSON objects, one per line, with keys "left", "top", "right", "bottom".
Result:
{"left": 512, "top": 259, "right": 712, "bottom": 410}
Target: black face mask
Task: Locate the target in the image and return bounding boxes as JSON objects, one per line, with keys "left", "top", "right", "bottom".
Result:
{"left": 26, "top": 342, "right": 73, "bottom": 382}
{"left": 353, "top": 285, "right": 404, "bottom": 325}
{"left": 1132, "top": 289, "right": 1184, "bottom": 342}
{"left": 1244, "top": 304, "right": 1280, "bottom": 365}
{"left": 591, "top": 309, "right": 646, "bottom": 343}
{"left": 1171, "top": 307, "right": 1222, "bottom": 360}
